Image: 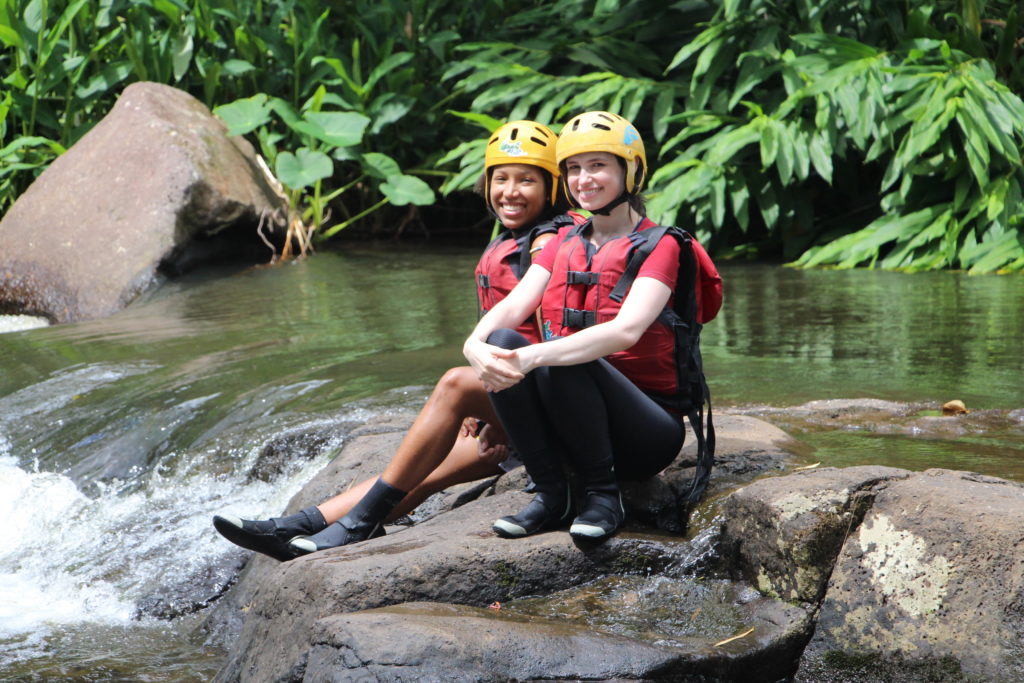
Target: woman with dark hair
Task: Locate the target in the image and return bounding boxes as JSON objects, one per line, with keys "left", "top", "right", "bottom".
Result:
{"left": 213, "top": 121, "right": 583, "bottom": 560}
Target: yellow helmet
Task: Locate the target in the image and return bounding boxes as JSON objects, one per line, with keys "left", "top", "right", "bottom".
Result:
{"left": 556, "top": 111, "right": 646, "bottom": 193}
{"left": 485, "top": 120, "right": 559, "bottom": 207}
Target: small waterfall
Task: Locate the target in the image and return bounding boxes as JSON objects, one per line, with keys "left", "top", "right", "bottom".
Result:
{"left": 0, "top": 315, "right": 49, "bottom": 334}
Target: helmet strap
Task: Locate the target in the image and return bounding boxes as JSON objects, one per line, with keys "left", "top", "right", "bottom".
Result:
{"left": 589, "top": 190, "right": 630, "bottom": 216}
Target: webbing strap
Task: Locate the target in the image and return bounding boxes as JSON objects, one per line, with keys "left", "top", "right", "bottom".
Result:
{"left": 518, "top": 214, "right": 575, "bottom": 276}
{"left": 683, "top": 386, "right": 715, "bottom": 507}
{"left": 477, "top": 273, "right": 490, "bottom": 288}
{"left": 608, "top": 225, "right": 671, "bottom": 303}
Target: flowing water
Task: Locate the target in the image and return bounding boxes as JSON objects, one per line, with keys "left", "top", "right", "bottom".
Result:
{"left": 0, "top": 248, "right": 1021, "bottom": 680}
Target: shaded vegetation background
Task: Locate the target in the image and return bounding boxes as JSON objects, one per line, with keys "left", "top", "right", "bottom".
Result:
{"left": 1, "top": 0, "right": 1022, "bottom": 272}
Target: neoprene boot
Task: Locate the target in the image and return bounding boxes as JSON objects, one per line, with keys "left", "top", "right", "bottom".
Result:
{"left": 569, "top": 481, "right": 624, "bottom": 541}
{"left": 565, "top": 453, "right": 624, "bottom": 542}
{"left": 288, "top": 478, "right": 406, "bottom": 556}
{"left": 213, "top": 506, "right": 327, "bottom": 562}
{"left": 493, "top": 453, "right": 572, "bottom": 538}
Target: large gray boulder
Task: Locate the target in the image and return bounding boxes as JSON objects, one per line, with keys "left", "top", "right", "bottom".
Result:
{"left": 201, "top": 409, "right": 805, "bottom": 682}
{"left": 721, "top": 466, "right": 1024, "bottom": 682}
{"left": 198, "top": 399, "right": 1024, "bottom": 681}
{"left": 797, "top": 469, "right": 1024, "bottom": 682}
{"left": 0, "top": 81, "right": 285, "bottom": 323}
{"left": 719, "top": 465, "right": 911, "bottom": 603}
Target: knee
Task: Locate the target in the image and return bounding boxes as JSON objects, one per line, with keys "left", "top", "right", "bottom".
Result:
{"left": 486, "top": 328, "right": 529, "bottom": 350}
{"left": 436, "top": 366, "right": 478, "bottom": 394}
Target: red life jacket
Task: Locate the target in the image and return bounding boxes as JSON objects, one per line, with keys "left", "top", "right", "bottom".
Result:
{"left": 476, "top": 212, "right": 586, "bottom": 343}
{"left": 540, "top": 217, "right": 721, "bottom": 395}
{"left": 539, "top": 217, "right": 723, "bottom": 509}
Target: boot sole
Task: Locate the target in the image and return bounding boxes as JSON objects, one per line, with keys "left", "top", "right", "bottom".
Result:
{"left": 213, "top": 515, "right": 296, "bottom": 562}
{"left": 569, "top": 521, "right": 616, "bottom": 540}
{"left": 492, "top": 518, "right": 530, "bottom": 538}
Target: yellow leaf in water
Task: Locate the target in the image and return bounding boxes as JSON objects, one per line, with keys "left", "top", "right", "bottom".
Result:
{"left": 714, "top": 627, "right": 755, "bottom": 647}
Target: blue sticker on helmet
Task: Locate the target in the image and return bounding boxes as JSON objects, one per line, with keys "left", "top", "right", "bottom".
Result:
{"left": 623, "top": 126, "right": 639, "bottom": 145}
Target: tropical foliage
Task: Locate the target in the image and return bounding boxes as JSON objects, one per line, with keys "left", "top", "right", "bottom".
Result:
{"left": 442, "top": 0, "right": 1024, "bottom": 273}
{"left": 1, "top": 0, "right": 1022, "bottom": 271}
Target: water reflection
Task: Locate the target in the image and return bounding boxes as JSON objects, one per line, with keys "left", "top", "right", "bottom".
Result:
{"left": 704, "top": 264, "right": 1023, "bottom": 409}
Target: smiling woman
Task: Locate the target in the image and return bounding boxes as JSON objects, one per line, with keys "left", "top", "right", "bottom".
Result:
{"left": 462, "top": 111, "right": 722, "bottom": 543}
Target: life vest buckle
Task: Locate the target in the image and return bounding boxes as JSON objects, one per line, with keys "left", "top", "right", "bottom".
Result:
{"left": 562, "top": 308, "right": 597, "bottom": 329}
{"left": 565, "top": 270, "right": 600, "bottom": 285}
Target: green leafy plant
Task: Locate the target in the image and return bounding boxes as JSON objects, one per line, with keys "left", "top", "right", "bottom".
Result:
{"left": 437, "top": 0, "right": 710, "bottom": 194}
{"left": 214, "top": 87, "right": 433, "bottom": 257}
{"left": 651, "top": 0, "right": 1024, "bottom": 273}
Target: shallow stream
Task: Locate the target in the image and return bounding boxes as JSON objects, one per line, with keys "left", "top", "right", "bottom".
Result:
{"left": 0, "top": 247, "right": 1020, "bottom": 680}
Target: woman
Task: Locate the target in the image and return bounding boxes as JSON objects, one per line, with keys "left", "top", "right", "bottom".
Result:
{"left": 214, "top": 120, "right": 579, "bottom": 561}
{"left": 462, "top": 111, "right": 722, "bottom": 542}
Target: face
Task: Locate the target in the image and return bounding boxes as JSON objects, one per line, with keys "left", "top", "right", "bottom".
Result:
{"left": 563, "top": 151, "right": 624, "bottom": 210}
{"left": 489, "top": 163, "right": 547, "bottom": 230}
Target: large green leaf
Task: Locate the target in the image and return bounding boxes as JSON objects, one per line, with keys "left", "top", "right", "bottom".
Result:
{"left": 213, "top": 94, "right": 271, "bottom": 137}
{"left": 275, "top": 148, "right": 333, "bottom": 190}
{"left": 360, "top": 152, "right": 401, "bottom": 180}
{"left": 300, "top": 111, "right": 370, "bottom": 147}
{"left": 380, "top": 174, "right": 435, "bottom": 206}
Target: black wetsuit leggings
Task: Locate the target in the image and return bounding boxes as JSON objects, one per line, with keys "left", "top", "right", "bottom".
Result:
{"left": 486, "top": 328, "right": 685, "bottom": 485}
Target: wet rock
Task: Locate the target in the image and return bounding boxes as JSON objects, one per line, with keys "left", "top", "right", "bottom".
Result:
{"left": 245, "top": 423, "right": 353, "bottom": 484}
{"left": 210, "top": 491, "right": 694, "bottom": 682}
{"left": 201, "top": 409, "right": 803, "bottom": 680}
{"left": 201, "top": 403, "right": 1024, "bottom": 681}
{"left": 719, "top": 466, "right": 910, "bottom": 603}
{"left": 0, "top": 81, "right": 285, "bottom": 323}
{"left": 301, "top": 596, "right": 812, "bottom": 682}
{"left": 134, "top": 550, "right": 246, "bottom": 621}
{"left": 796, "top": 469, "right": 1024, "bottom": 682}
{"left": 735, "top": 399, "right": 1024, "bottom": 451}
{"left": 666, "top": 412, "right": 798, "bottom": 495}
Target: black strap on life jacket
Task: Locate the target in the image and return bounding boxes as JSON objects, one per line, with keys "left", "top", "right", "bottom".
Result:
{"left": 577, "top": 223, "right": 716, "bottom": 518}
{"left": 478, "top": 215, "right": 571, "bottom": 316}
{"left": 517, "top": 213, "right": 575, "bottom": 277}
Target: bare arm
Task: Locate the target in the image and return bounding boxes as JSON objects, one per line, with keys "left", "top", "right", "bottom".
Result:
{"left": 481, "top": 276, "right": 672, "bottom": 392}
{"left": 463, "top": 264, "right": 551, "bottom": 390}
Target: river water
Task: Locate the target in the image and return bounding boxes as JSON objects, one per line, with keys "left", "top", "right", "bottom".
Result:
{"left": 0, "top": 247, "right": 1021, "bottom": 680}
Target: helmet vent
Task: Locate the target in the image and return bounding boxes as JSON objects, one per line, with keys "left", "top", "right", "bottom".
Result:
{"left": 592, "top": 123, "right": 612, "bottom": 131}
{"left": 530, "top": 136, "right": 548, "bottom": 147}
{"left": 509, "top": 128, "right": 519, "bottom": 140}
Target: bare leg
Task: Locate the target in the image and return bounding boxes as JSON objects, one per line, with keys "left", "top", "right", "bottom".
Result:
{"left": 316, "top": 366, "right": 502, "bottom": 522}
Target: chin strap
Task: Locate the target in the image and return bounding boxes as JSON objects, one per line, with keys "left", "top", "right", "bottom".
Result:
{"left": 589, "top": 191, "right": 630, "bottom": 216}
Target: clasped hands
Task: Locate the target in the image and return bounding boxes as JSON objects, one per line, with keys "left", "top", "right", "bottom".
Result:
{"left": 464, "top": 338, "right": 528, "bottom": 393}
